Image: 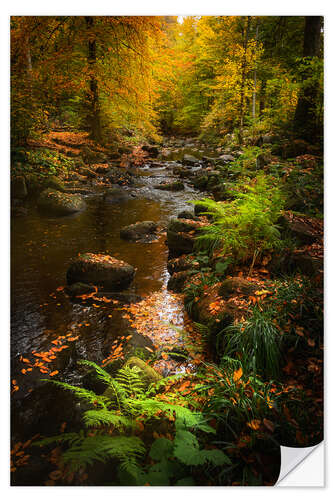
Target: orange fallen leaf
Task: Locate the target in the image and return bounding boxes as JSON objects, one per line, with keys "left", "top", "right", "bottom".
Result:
{"left": 50, "top": 371, "right": 59, "bottom": 377}
{"left": 233, "top": 366, "right": 243, "bottom": 382}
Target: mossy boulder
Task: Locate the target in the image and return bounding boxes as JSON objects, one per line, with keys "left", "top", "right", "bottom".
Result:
{"left": 125, "top": 356, "right": 162, "bottom": 385}
{"left": 120, "top": 221, "right": 158, "bottom": 242}
{"left": 219, "top": 277, "right": 259, "bottom": 298}
{"left": 37, "top": 189, "right": 86, "bottom": 216}
{"left": 66, "top": 252, "right": 135, "bottom": 291}
{"left": 44, "top": 175, "right": 65, "bottom": 192}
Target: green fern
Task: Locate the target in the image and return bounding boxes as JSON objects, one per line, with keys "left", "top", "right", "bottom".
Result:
{"left": 115, "top": 365, "right": 145, "bottom": 397}
{"left": 83, "top": 409, "right": 133, "bottom": 430}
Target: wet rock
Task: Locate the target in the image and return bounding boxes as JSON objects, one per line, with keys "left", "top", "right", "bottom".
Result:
{"left": 67, "top": 252, "right": 135, "bottom": 291}
{"left": 167, "top": 270, "right": 191, "bottom": 292}
{"left": 120, "top": 221, "right": 158, "bottom": 242}
{"left": 65, "top": 282, "right": 97, "bottom": 297}
{"left": 155, "top": 181, "right": 184, "bottom": 191}
{"left": 37, "top": 189, "right": 86, "bottom": 216}
{"left": 219, "top": 277, "right": 259, "bottom": 298}
{"left": 149, "top": 161, "right": 164, "bottom": 168}
{"left": 167, "top": 254, "right": 200, "bottom": 275}
{"left": 177, "top": 210, "right": 196, "bottom": 220}
{"left": 105, "top": 166, "right": 132, "bottom": 185}
{"left": 182, "top": 154, "right": 199, "bottom": 166}
{"left": 142, "top": 144, "right": 159, "bottom": 157}
{"left": 193, "top": 174, "right": 208, "bottom": 190}
{"left": 167, "top": 218, "right": 202, "bottom": 256}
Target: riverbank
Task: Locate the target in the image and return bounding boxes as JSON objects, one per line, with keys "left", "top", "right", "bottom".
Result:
{"left": 11, "top": 130, "right": 323, "bottom": 486}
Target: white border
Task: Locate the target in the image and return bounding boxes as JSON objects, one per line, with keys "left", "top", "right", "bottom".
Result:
{"left": 1, "top": 1, "right": 331, "bottom": 498}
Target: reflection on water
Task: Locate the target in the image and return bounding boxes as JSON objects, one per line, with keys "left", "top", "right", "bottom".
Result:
{"left": 11, "top": 165, "right": 207, "bottom": 388}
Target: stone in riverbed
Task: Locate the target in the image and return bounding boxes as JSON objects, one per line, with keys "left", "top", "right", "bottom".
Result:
{"left": 67, "top": 253, "right": 135, "bottom": 291}
{"left": 154, "top": 181, "right": 184, "bottom": 191}
{"left": 120, "top": 221, "right": 158, "bottom": 242}
{"left": 167, "top": 218, "right": 204, "bottom": 255}
{"left": 182, "top": 154, "right": 199, "bottom": 166}
{"left": 37, "top": 189, "right": 86, "bottom": 216}
{"left": 167, "top": 270, "right": 191, "bottom": 292}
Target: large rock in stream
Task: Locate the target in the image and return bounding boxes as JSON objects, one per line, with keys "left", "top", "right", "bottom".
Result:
{"left": 166, "top": 218, "right": 205, "bottom": 256}
{"left": 67, "top": 253, "right": 135, "bottom": 291}
{"left": 37, "top": 189, "right": 86, "bottom": 216}
{"left": 120, "top": 221, "right": 158, "bottom": 242}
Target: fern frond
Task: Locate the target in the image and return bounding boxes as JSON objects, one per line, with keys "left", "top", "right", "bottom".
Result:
{"left": 62, "top": 435, "right": 146, "bottom": 472}
{"left": 33, "top": 432, "right": 82, "bottom": 448}
{"left": 83, "top": 409, "right": 133, "bottom": 430}
{"left": 41, "top": 379, "right": 109, "bottom": 409}
{"left": 115, "top": 365, "right": 145, "bottom": 398}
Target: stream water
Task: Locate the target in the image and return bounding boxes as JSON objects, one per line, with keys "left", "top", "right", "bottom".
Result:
{"left": 11, "top": 147, "right": 214, "bottom": 444}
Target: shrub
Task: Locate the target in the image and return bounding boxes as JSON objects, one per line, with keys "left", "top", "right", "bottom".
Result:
{"left": 192, "top": 174, "right": 285, "bottom": 274}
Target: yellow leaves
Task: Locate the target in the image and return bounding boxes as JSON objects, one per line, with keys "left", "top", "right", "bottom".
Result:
{"left": 233, "top": 366, "right": 243, "bottom": 382}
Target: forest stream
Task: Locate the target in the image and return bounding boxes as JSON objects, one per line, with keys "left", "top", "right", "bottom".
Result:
{"left": 11, "top": 144, "right": 214, "bottom": 444}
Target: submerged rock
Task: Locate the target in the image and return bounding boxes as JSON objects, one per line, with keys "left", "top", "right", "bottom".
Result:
{"left": 67, "top": 253, "right": 135, "bottom": 291}
{"left": 120, "top": 221, "right": 158, "bottom": 242}
{"left": 37, "top": 189, "right": 86, "bottom": 216}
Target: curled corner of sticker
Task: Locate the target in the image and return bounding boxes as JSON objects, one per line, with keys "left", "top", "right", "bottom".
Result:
{"left": 277, "top": 441, "right": 324, "bottom": 486}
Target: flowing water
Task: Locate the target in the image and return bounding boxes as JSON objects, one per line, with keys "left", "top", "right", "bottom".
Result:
{"left": 11, "top": 149, "right": 214, "bottom": 441}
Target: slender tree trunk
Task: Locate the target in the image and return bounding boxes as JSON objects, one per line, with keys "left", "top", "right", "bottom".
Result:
{"left": 259, "top": 79, "right": 266, "bottom": 117}
{"left": 252, "top": 21, "right": 260, "bottom": 120}
{"left": 85, "top": 16, "right": 102, "bottom": 142}
{"left": 239, "top": 16, "right": 251, "bottom": 142}
{"left": 293, "top": 16, "right": 322, "bottom": 141}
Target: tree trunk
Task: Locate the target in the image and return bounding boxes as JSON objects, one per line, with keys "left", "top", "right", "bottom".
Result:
{"left": 85, "top": 16, "right": 102, "bottom": 142}
{"left": 238, "top": 16, "right": 251, "bottom": 142}
{"left": 293, "top": 16, "right": 323, "bottom": 141}
{"left": 259, "top": 79, "right": 266, "bottom": 117}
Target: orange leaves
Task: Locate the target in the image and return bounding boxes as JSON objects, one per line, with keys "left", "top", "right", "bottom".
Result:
{"left": 50, "top": 370, "right": 59, "bottom": 377}
{"left": 208, "top": 300, "right": 223, "bottom": 315}
{"left": 247, "top": 419, "right": 261, "bottom": 431}
{"left": 161, "top": 352, "right": 168, "bottom": 360}
{"left": 233, "top": 366, "right": 243, "bottom": 382}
